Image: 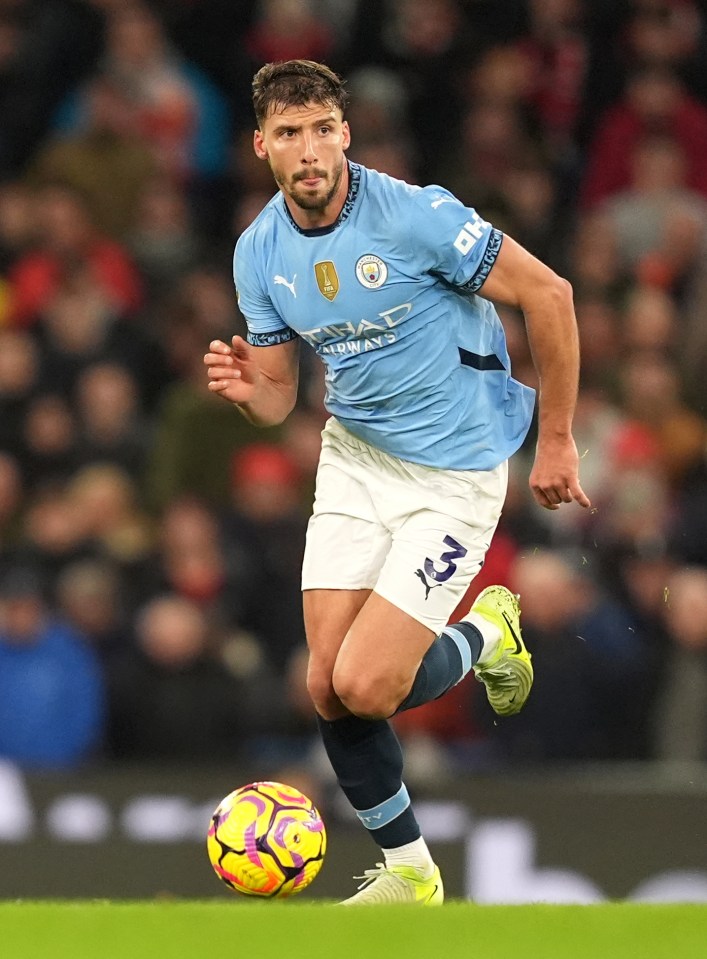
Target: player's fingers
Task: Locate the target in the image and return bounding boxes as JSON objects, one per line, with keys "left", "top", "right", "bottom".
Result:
{"left": 204, "top": 351, "right": 234, "bottom": 367}
{"left": 558, "top": 485, "right": 574, "bottom": 504}
{"left": 208, "top": 339, "right": 231, "bottom": 354}
{"left": 231, "top": 335, "right": 251, "bottom": 358}
{"left": 539, "top": 483, "right": 563, "bottom": 505}
{"left": 207, "top": 364, "right": 241, "bottom": 379}
{"left": 570, "top": 480, "right": 592, "bottom": 509}
{"left": 531, "top": 486, "right": 560, "bottom": 511}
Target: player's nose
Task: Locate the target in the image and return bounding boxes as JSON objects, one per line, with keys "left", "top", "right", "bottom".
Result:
{"left": 301, "top": 132, "right": 318, "bottom": 162}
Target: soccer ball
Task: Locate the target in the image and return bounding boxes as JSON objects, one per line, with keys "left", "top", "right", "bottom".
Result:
{"left": 207, "top": 781, "right": 327, "bottom": 898}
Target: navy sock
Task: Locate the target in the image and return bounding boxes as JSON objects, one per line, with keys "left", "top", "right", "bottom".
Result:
{"left": 316, "top": 713, "right": 421, "bottom": 848}
{"left": 396, "top": 621, "right": 483, "bottom": 713}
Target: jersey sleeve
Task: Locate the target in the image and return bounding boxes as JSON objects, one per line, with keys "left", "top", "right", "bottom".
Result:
{"left": 233, "top": 238, "right": 298, "bottom": 346}
{"left": 409, "top": 185, "right": 503, "bottom": 293}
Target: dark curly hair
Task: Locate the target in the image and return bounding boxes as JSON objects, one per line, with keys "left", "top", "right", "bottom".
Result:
{"left": 252, "top": 59, "right": 348, "bottom": 127}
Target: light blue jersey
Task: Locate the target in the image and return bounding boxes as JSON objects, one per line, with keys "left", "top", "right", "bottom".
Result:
{"left": 234, "top": 162, "right": 535, "bottom": 470}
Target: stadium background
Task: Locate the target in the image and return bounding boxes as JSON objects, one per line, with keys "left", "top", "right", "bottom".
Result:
{"left": 0, "top": 0, "right": 706, "bottom": 901}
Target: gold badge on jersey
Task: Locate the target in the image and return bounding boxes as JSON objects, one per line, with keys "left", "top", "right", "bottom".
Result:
{"left": 314, "top": 260, "right": 339, "bottom": 301}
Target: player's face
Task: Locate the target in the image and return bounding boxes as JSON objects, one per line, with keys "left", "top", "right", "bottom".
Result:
{"left": 254, "top": 102, "right": 351, "bottom": 227}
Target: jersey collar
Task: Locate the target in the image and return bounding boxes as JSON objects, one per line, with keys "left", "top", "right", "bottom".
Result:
{"left": 283, "top": 161, "right": 361, "bottom": 237}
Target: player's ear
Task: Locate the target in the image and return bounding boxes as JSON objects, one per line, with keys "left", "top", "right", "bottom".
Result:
{"left": 342, "top": 120, "right": 351, "bottom": 151}
{"left": 253, "top": 129, "right": 268, "bottom": 160}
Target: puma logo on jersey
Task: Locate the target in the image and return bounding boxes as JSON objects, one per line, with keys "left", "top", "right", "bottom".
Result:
{"left": 431, "top": 196, "right": 456, "bottom": 210}
{"left": 274, "top": 274, "right": 297, "bottom": 297}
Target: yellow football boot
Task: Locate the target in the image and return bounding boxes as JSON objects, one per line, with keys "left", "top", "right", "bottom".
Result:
{"left": 469, "top": 585, "right": 533, "bottom": 716}
{"left": 339, "top": 863, "right": 444, "bottom": 905}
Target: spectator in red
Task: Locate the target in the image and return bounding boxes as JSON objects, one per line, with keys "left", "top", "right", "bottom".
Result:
{"left": 594, "top": 134, "right": 707, "bottom": 295}
{"left": 244, "top": 0, "right": 335, "bottom": 67}
{"left": 6, "top": 182, "right": 143, "bottom": 328}
{"left": 580, "top": 66, "right": 707, "bottom": 209}
{"left": 513, "top": 0, "right": 590, "bottom": 159}
{"left": 222, "top": 443, "right": 309, "bottom": 675}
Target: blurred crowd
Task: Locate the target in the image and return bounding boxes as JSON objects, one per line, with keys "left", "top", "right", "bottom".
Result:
{"left": 0, "top": 0, "right": 707, "bottom": 781}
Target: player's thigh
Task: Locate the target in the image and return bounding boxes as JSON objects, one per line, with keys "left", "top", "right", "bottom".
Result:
{"left": 301, "top": 428, "right": 394, "bottom": 717}
{"left": 375, "top": 461, "right": 509, "bottom": 635}
{"left": 302, "top": 420, "right": 392, "bottom": 594}
{"left": 302, "top": 508, "right": 390, "bottom": 672}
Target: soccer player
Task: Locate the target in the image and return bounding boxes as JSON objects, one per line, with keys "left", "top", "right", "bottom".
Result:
{"left": 204, "top": 59, "right": 590, "bottom": 905}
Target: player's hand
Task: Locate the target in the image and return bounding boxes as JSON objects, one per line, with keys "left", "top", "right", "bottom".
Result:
{"left": 529, "top": 435, "right": 591, "bottom": 511}
{"left": 204, "top": 335, "right": 260, "bottom": 405}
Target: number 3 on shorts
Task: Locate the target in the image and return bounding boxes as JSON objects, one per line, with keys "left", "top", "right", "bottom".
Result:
{"left": 423, "top": 535, "right": 468, "bottom": 583}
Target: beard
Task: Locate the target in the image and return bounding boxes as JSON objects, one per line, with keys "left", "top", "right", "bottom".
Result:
{"left": 274, "top": 156, "right": 346, "bottom": 212}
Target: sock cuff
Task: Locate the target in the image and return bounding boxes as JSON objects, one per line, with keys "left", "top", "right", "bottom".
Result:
{"left": 355, "top": 783, "right": 411, "bottom": 831}
{"left": 441, "top": 624, "right": 477, "bottom": 680}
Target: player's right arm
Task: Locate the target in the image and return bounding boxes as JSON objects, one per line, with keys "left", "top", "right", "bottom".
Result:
{"left": 211, "top": 220, "right": 300, "bottom": 426}
{"left": 204, "top": 334, "right": 300, "bottom": 427}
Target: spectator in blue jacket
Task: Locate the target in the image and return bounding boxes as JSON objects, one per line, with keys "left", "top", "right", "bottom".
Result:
{"left": 0, "top": 566, "right": 105, "bottom": 769}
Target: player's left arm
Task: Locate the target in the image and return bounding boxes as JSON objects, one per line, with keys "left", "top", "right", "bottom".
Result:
{"left": 478, "top": 234, "right": 591, "bottom": 512}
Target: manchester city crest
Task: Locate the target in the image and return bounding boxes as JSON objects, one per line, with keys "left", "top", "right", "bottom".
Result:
{"left": 355, "top": 254, "right": 388, "bottom": 289}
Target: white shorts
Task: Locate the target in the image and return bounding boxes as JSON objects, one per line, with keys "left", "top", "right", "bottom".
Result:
{"left": 302, "top": 418, "right": 508, "bottom": 632}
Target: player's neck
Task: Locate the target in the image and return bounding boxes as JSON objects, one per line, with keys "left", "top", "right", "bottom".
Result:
{"left": 284, "top": 162, "right": 350, "bottom": 231}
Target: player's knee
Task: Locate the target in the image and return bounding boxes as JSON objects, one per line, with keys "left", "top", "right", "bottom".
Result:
{"left": 332, "top": 670, "right": 400, "bottom": 720}
{"left": 306, "top": 668, "right": 345, "bottom": 721}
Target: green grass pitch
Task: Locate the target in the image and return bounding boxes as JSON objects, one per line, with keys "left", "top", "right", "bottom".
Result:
{"left": 2, "top": 902, "right": 706, "bottom": 959}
